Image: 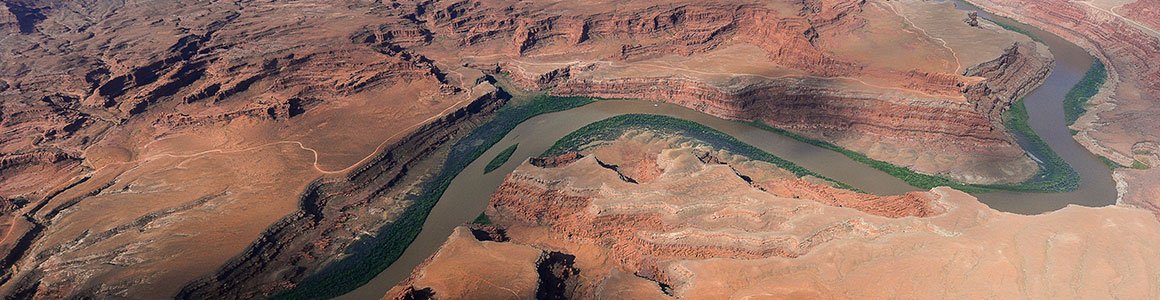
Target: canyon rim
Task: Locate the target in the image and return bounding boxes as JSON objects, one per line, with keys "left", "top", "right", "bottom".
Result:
{"left": 0, "top": 0, "right": 1158, "bottom": 299}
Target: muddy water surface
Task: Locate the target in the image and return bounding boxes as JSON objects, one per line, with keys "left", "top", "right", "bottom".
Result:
{"left": 341, "top": 3, "right": 1117, "bottom": 297}
{"left": 947, "top": 0, "right": 1117, "bottom": 213}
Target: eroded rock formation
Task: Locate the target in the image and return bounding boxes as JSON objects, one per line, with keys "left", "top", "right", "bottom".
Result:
{"left": 0, "top": 0, "right": 494, "bottom": 297}
{"left": 964, "top": 0, "right": 1160, "bottom": 216}
{"left": 0, "top": 0, "right": 1111, "bottom": 298}
{"left": 390, "top": 132, "right": 1160, "bottom": 299}
{"left": 452, "top": 0, "right": 1050, "bottom": 184}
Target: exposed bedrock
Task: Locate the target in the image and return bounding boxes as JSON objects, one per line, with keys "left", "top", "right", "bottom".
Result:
{"left": 963, "top": 42, "right": 1052, "bottom": 120}
{"left": 175, "top": 89, "right": 506, "bottom": 299}
{"left": 390, "top": 134, "right": 1160, "bottom": 299}
{"left": 0, "top": 0, "right": 1114, "bottom": 297}
{"left": 967, "top": 0, "right": 1160, "bottom": 215}
{"left": 526, "top": 42, "right": 1049, "bottom": 184}
{"left": 0, "top": 0, "right": 492, "bottom": 297}
{"left": 442, "top": 0, "right": 1053, "bottom": 184}
{"left": 422, "top": 0, "right": 864, "bottom": 75}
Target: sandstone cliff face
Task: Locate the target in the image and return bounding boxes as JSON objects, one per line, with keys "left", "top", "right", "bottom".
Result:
{"left": 391, "top": 134, "right": 1160, "bottom": 299}
{"left": 965, "top": 0, "right": 1160, "bottom": 216}
{"left": 0, "top": 0, "right": 492, "bottom": 297}
{"left": 175, "top": 89, "right": 506, "bottom": 299}
{"left": 0, "top": 0, "right": 1075, "bottom": 297}
{"left": 420, "top": 0, "right": 863, "bottom": 76}
{"left": 963, "top": 42, "right": 1052, "bottom": 120}
{"left": 539, "top": 52, "right": 1045, "bottom": 184}
{"left": 461, "top": 0, "right": 1049, "bottom": 184}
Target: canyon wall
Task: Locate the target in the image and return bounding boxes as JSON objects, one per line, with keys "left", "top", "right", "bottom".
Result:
{"left": 965, "top": 0, "right": 1160, "bottom": 215}
{"left": 534, "top": 42, "right": 1049, "bottom": 184}
{"left": 0, "top": 0, "right": 1094, "bottom": 297}
{"left": 449, "top": 0, "right": 1049, "bottom": 184}
{"left": 0, "top": 0, "right": 493, "bottom": 297}
{"left": 176, "top": 88, "right": 506, "bottom": 299}
{"left": 391, "top": 132, "right": 1160, "bottom": 299}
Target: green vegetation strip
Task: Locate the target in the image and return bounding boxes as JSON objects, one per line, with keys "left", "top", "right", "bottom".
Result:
{"left": 472, "top": 212, "right": 492, "bottom": 225}
{"left": 277, "top": 91, "right": 593, "bottom": 299}
{"left": 542, "top": 114, "right": 861, "bottom": 192}
{"left": 954, "top": 0, "right": 1042, "bottom": 42}
{"left": 484, "top": 144, "right": 519, "bottom": 174}
{"left": 748, "top": 102, "right": 1080, "bottom": 193}
{"left": 1000, "top": 98, "right": 1080, "bottom": 192}
{"left": 748, "top": 121, "right": 990, "bottom": 194}
{"left": 1063, "top": 59, "right": 1107, "bottom": 127}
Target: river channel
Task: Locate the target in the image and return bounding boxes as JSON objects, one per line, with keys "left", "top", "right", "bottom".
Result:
{"left": 339, "top": 1, "right": 1117, "bottom": 298}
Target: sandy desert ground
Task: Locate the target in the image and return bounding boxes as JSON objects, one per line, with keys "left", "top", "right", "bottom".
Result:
{"left": 0, "top": 0, "right": 1157, "bottom": 298}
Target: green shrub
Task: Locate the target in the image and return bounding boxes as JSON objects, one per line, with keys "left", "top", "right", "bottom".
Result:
{"left": 472, "top": 212, "right": 492, "bottom": 225}
{"left": 1064, "top": 60, "right": 1107, "bottom": 127}
{"left": 1098, "top": 156, "right": 1124, "bottom": 170}
{"left": 483, "top": 144, "right": 519, "bottom": 174}
{"left": 276, "top": 90, "right": 593, "bottom": 299}
{"left": 747, "top": 99, "right": 1081, "bottom": 194}
{"left": 543, "top": 114, "right": 861, "bottom": 192}
{"left": 998, "top": 98, "right": 1080, "bottom": 192}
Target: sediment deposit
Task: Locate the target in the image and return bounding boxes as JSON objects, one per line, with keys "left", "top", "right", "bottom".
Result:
{"left": 431, "top": 0, "right": 1051, "bottom": 184}
{"left": 391, "top": 133, "right": 1160, "bottom": 299}
{"left": 0, "top": 0, "right": 1136, "bottom": 298}
{"left": 0, "top": 0, "right": 496, "bottom": 297}
{"left": 965, "top": 0, "right": 1160, "bottom": 216}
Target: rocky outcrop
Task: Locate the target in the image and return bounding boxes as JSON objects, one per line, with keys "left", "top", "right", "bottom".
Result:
{"left": 175, "top": 89, "right": 507, "bottom": 299}
{"left": 963, "top": 42, "right": 1052, "bottom": 120}
{"left": 1121, "top": 0, "right": 1160, "bottom": 31}
{"left": 964, "top": 0, "right": 1160, "bottom": 215}
{"left": 0, "top": 0, "right": 498, "bottom": 297}
{"left": 543, "top": 72, "right": 1038, "bottom": 183}
{"left": 479, "top": 0, "right": 1054, "bottom": 184}
{"left": 0, "top": 0, "right": 1118, "bottom": 297}
{"left": 0, "top": 1, "right": 45, "bottom": 34}
{"left": 484, "top": 134, "right": 943, "bottom": 286}
{"left": 391, "top": 133, "right": 1160, "bottom": 299}
{"left": 528, "top": 152, "right": 585, "bottom": 168}
{"left": 425, "top": 0, "right": 864, "bottom": 75}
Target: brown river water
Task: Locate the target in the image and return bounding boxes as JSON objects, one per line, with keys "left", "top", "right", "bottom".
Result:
{"left": 339, "top": 2, "right": 1117, "bottom": 298}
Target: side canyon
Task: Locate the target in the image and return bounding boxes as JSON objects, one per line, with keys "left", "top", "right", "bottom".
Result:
{"left": 0, "top": 0, "right": 1155, "bottom": 298}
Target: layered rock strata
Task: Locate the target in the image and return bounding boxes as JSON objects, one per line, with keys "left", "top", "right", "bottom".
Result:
{"left": 438, "top": 0, "right": 1050, "bottom": 184}
{"left": 391, "top": 133, "right": 1160, "bottom": 299}
{"left": 0, "top": 0, "right": 1094, "bottom": 297}
{"left": 0, "top": 0, "right": 494, "bottom": 297}
{"left": 965, "top": 0, "right": 1160, "bottom": 215}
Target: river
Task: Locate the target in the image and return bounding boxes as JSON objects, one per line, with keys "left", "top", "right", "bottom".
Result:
{"left": 338, "top": 1, "right": 1116, "bottom": 298}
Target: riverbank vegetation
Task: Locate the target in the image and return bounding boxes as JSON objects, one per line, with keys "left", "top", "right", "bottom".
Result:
{"left": 277, "top": 81, "right": 594, "bottom": 299}
{"left": 999, "top": 98, "right": 1081, "bottom": 192}
{"left": 1062, "top": 59, "right": 1108, "bottom": 127}
{"left": 472, "top": 212, "right": 492, "bottom": 225}
{"left": 955, "top": 0, "right": 1042, "bottom": 42}
{"left": 1063, "top": 59, "right": 1107, "bottom": 127}
{"left": 748, "top": 121, "right": 992, "bottom": 194}
{"left": 543, "top": 114, "right": 861, "bottom": 192}
{"left": 484, "top": 144, "right": 518, "bottom": 173}
{"left": 747, "top": 98, "right": 1081, "bottom": 194}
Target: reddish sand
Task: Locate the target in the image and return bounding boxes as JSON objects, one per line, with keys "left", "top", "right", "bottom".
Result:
{"left": 391, "top": 133, "right": 1160, "bottom": 299}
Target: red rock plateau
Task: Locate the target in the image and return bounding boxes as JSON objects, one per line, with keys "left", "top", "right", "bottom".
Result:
{"left": 0, "top": 0, "right": 502, "bottom": 297}
{"left": 965, "top": 0, "right": 1160, "bottom": 216}
{"left": 435, "top": 0, "right": 1051, "bottom": 184}
{"left": 390, "top": 133, "right": 1160, "bottom": 299}
{"left": 0, "top": 0, "right": 1146, "bottom": 298}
